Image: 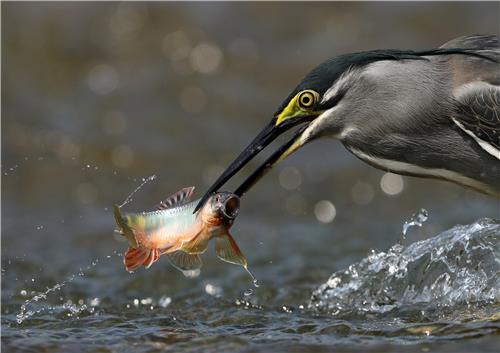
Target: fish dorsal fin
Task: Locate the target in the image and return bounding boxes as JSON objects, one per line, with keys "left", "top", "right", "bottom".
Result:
{"left": 215, "top": 232, "right": 248, "bottom": 268}
{"left": 167, "top": 251, "right": 202, "bottom": 278}
{"left": 155, "top": 186, "right": 195, "bottom": 210}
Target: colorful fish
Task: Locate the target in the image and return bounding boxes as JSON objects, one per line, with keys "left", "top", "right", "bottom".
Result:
{"left": 114, "top": 187, "right": 247, "bottom": 277}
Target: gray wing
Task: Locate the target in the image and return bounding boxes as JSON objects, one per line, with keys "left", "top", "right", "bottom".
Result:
{"left": 441, "top": 35, "right": 500, "bottom": 159}
{"left": 441, "top": 35, "right": 499, "bottom": 86}
{"left": 453, "top": 86, "right": 500, "bottom": 158}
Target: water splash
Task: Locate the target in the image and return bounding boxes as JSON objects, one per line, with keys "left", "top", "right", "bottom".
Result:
{"left": 402, "top": 208, "right": 429, "bottom": 238}
{"left": 158, "top": 296, "right": 172, "bottom": 308}
{"left": 243, "top": 266, "right": 259, "bottom": 288}
{"left": 16, "top": 251, "right": 122, "bottom": 324}
{"left": 118, "top": 174, "right": 156, "bottom": 208}
{"left": 310, "top": 218, "right": 500, "bottom": 320}
{"left": 125, "top": 296, "right": 172, "bottom": 309}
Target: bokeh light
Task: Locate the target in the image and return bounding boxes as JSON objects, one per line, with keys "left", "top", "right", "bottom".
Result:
{"left": 351, "top": 181, "right": 374, "bottom": 205}
{"left": 279, "top": 167, "right": 302, "bottom": 190}
{"left": 314, "top": 200, "right": 336, "bottom": 223}
{"left": 380, "top": 173, "right": 404, "bottom": 196}
{"left": 87, "top": 64, "right": 119, "bottom": 95}
{"left": 111, "top": 145, "right": 135, "bottom": 168}
{"left": 189, "top": 42, "right": 223, "bottom": 74}
{"left": 109, "top": 3, "right": 146, "bottom": 40}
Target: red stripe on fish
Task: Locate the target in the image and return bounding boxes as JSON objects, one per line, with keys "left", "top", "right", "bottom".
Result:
{"left": 124, "top": 247, "right": 160, "bottom": 272}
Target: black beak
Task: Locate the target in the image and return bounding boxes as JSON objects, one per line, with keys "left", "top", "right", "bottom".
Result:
{"left": 194, "top": 116, "right": 312, "bottom": 212}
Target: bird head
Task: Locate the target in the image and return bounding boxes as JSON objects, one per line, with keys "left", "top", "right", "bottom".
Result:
{"left": 193, "top": 54, "right": 359, "bottom": 212}
{"left": 194, "top": 47, "right": 487, "bottom": 211}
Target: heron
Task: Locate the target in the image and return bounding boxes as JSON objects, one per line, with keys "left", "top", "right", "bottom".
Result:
{"left": 195, "top": 35, "right": 499, "bottom": 212}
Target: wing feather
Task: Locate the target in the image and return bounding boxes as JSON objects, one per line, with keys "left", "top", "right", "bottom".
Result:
{"left": 453, "top": 85, "right": 500, "bottom": 159}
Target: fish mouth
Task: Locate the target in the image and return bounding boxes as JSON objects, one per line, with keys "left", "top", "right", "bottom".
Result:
{"left": 221, "top": 194, "right": 240, "bottom": 219}
{"left": 194, "top": 116, "right": 314, "bottom": 212}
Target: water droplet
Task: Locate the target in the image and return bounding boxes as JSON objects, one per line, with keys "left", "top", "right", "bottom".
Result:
{"left": 158, "top": 296, "right": 172, "bottom": 308}
{"left": 402, "top": 209, "right": 429, "bottom": 237}
{"left": 243, "top": 267, "right": 259, "bottom": 287}
{"left": 90, "top": 298, "right": 100, "bottom": 307}
{"left": 119, "top": 174, "right": 156, "bottom": 207}
{"left": 205, "top": 284, "right": 222, "bottom": 297}
{"left": 243, "top": 289, "right": 253, "bottom": 296}
{"left": 140, "top": 297, "right": 152, "bottom": 305}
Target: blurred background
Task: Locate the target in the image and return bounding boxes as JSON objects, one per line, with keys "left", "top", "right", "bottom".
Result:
{"left": 3, "top": 1, "right": 498, "bottom": 264}
{"left": 1, "top": 2, "right": 499, "bottom": 351}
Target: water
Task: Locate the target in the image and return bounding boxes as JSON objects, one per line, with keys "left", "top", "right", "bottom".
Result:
{"left": 310, "top": 218, "right": 499, "bottom": 322}
{"left": 3, "top": 2, "right": 500, "bottom": 353}
{"left": 3, "top": 219, "right": 499, "bottom": 352}
{"left": 118, "top": 175, "right": 157, "bottom": 208}
{"left": 15, "top": 252, "right": 123, "bottom": 324}
{"left": 402, "top": 208, "right": 429, "bottom": 238}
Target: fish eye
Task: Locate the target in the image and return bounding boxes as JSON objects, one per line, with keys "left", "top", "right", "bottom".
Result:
{"left": 297, "top": 90, "right": 317, "bottom": 109}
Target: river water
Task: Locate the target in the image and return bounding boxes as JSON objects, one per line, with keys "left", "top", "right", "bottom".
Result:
{"left": 2, "top": 2, "right": 499, "bottom": 352}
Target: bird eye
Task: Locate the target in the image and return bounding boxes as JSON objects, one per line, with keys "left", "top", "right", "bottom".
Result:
{"left": 297, "top": 90, "right": 317, "bottom": 109}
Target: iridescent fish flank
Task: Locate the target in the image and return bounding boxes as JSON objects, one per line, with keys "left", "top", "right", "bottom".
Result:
{"left": 113, "top": 187, "right": 247, "bottom": 277}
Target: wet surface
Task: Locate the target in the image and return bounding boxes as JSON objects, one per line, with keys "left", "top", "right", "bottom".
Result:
{"left": 2, "top": 2, "right": 500, "bottom": 352}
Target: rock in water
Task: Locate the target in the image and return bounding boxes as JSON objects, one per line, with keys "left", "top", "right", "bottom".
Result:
{"left": 310, "top": 218, "right": 500, "bottom": 320}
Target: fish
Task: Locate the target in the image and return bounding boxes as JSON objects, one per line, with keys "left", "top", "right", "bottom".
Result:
{"left": 113, "top": 187, "right": 247, "bottom": 277}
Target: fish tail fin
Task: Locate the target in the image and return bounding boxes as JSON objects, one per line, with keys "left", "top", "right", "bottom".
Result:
{"left": 124, "top": 247, "right": 160, "bottom": 272}
{"left": 113, "top": 204, "right": 138, "bottom": 247}
{"left": 215, "top": 231, "right": 248, "bottom": 268}
{"left": 113, "top": 204, "right": 125, "bottom": 233}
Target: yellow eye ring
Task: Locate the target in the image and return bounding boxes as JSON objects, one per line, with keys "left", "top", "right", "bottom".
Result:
{"left": 297, "top": 90, "right": 318, "bottom": 109}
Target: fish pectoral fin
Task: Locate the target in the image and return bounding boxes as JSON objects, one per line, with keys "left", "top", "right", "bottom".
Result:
{"left": 155, "top": 186, "right": 195, "bottom": 210}
{"left": 167, "top": 251, "right": 202, "bottom": 278}
{"left": 182, "top": 231, "right": 209, "bottom": 254}
{"left": 215, "top": 232, "right": 248, "bottom": 268}
{"left": 124, "top": 247, "right": 160, "bottom": 272}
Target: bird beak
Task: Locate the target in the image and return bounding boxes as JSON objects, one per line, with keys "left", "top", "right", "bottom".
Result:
{"left": 233, "top": 123, "right": 308, "bottom": 198}
{"left": 194, "top": 116, "right": 313, "bottom": 212}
